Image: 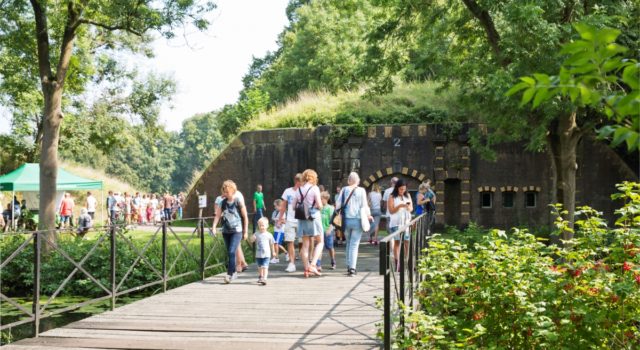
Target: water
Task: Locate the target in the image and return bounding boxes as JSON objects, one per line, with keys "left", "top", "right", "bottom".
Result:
{"left": 1, "top": 296, "right": 143, "bottom": 345}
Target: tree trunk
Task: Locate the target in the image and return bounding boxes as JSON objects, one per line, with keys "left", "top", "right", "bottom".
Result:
{"left": 39, "top": 84, "right": 63, "bottom": 244}
{"left": 547, "top": 111, "right": 582, "bottom": 241}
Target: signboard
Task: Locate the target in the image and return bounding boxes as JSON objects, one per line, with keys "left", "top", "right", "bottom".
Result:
{"left": 198, "top": 195, "right": 207, "bottom": 209}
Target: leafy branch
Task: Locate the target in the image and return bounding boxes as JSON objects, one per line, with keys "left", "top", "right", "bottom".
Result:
{"left": 507, "top": 23, "right": 639, "bottom": 151}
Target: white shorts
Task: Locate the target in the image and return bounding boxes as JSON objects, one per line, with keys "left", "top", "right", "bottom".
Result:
{"left": 284, "top": 221, "right": 298, "bottom": 242}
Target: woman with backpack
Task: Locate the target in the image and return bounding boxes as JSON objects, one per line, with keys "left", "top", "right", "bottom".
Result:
{"left": 212, "top": 180, "right": 249, "bottom": 284}
{"left": 336, "top": 172, "right": 372, "bottom": 277}
{"left": 294, "top": 169, "right": 324, "bottom": 277}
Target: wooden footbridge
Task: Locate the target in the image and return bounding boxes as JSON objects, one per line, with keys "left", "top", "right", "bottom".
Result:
{"left": 4, "top": 238, "right": 383, "bottom": 349}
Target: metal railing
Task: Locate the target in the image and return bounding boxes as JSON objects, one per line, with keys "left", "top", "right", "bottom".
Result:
{"left": 0, "top": 216, "right": 225, "bottom": 337}
{"left": 379, "top": 211, "right": 434, "bottom": 349}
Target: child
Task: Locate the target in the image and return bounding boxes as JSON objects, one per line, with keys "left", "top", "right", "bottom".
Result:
{"left": 250, "top": 217, "right": 276, "bottom": 285}
{"left": 271, "top": 199, "right": 287, "bottom": 263}
{"left": 318, "top": 191, "right": 336, "bottom": 270}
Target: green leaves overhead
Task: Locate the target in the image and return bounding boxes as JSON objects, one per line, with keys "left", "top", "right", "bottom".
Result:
{"left": 510, "top": 24, "right": 640, "bottom": 151}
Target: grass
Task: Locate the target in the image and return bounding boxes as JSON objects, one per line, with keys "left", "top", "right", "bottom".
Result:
{"left": 244, "top": 81, "right": 462, "bottom": 131}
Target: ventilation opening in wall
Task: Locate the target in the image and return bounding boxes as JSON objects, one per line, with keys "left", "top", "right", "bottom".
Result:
{"left": 525, "top": 191, "right": 537, "bottom": 208}
{"left": 480, "top": 192, "right": 493, "bottom": 209}
{"left": 502, "top": 192, "right": 514, "bottom": 208}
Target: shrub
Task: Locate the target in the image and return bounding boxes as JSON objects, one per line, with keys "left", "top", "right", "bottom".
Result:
{"left": 399, "top": 182, "right": 640, "bottom": 349}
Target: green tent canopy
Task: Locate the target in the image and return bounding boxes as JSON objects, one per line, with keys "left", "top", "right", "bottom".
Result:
{"left": 0, "top": 163, "right": 103, "bottom": 191}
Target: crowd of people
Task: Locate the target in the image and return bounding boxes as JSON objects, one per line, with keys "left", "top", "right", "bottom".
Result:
{"left": 211, "top": 170, "right": 436, "bottom": 285}
{"left": 106, "top": 191, "right": 186, "bottom": 226}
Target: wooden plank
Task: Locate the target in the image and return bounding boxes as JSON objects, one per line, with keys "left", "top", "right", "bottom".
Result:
{"left": 7, "top": 242, "right": 384, "bottom": 349}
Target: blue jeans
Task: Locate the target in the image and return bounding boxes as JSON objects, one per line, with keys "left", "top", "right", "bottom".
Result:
{"left": 344, "top": 218, "right": 363, "bottom": 270}
{"left": 164, "top": 208, "right": 172, "bottom": 221}
{"left": 253, "top": 208, "right": 264, "bottom": 233}
{"left": 223, "top": 232, "right": 242, "bottom": 276}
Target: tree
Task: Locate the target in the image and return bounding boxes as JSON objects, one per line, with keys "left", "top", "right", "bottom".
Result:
{"left": 172, "top": 112, "right": 225, "bottom": 192}
{"left": 360, "top": 0, "right": 639, "bottom": 236}
{"left": 0, "top": 0, "right": 215, "bottom": 232}
{"left": 509, "top": 24, "right": 639, "bottom": 152}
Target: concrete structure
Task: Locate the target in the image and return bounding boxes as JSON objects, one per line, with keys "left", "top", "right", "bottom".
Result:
{"left": 185, "top": 124, "right": 637, "bottom": 229}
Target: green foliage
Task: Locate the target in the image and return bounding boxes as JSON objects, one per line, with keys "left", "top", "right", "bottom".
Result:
{"left": 244, "top": 81, "right": 461, "bottom": 132}
{"left": 216, "top": 87, "right": 270, "bottom": 139}
{"left": 397, "top": 182, "right": 640, "bottom": 349}
{"left": 172, "top": 112, "right": 225, "bottom": 191}
{"left": 0, "top": 230, "right": 230, "bottom": 298}
{"left": 508, "top": 24, "right": 640, "bottom": 152}
{"left": 363, "top": 0, "right": 639, "bottom": 150}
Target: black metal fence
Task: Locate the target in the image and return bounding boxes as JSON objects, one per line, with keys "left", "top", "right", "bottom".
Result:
{"left": 0, "top": 217, "right": 226, "bottom": 337}
{"left": 379, "top": 212, "right": 434, "bottom": 349}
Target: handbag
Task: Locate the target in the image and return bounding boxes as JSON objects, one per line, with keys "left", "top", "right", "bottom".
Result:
{"left": 331, "top": 187, "right": 356, "bottom": 230}
{"left": 360, "top": 205, "right": 371, "bottom": 232}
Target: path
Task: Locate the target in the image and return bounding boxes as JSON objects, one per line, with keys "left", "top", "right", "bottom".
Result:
{"left": 5, "top": 240, "right": 383, "bottom": 349}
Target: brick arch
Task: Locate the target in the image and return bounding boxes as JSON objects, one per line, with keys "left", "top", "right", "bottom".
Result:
{"left": 361, "top": 167, "right": 428, "bottom": 188}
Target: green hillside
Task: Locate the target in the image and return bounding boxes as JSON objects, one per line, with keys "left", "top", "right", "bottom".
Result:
{"left": 243, "top": 81, "right": 463, "bottom": 132}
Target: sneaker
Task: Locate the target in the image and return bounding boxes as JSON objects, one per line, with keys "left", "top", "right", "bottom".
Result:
{"left": 274, "top": 258, "right": 280, "bottom": 263}
{"left": 259, "top": 278, "right": 267, "bottom": 286}
{"left": 331, "top": 261, "right": 336, "bottom": 270}
{"left": 270, "top": 258, "right": 278, "bottom": 264}
{"left": 285, "top": 263, "right": 296, "bottom": 272}
{"left": 231, "top": 273, "right": 238, "bottom": 280}
{"left": 224, "top": 275, "right": 231, "bottom": 284}
{"left": 285, "top": 253, "right": 289, "bottom": 262}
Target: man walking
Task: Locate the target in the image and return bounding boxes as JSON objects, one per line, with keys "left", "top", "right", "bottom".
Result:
{"left": 253, "top": 184, "right": 265, "bottom": 233}
{"left": 279, "top": 174, "right": 302, "bottom": 273}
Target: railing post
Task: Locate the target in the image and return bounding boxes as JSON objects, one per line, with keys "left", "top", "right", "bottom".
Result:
{"left": 200, "top": 218, "right": 205, "bottom": 280}
{"left": 380, "top": 241, "right": 391, "bottom": 350}
{"left": 32, "top": 232, "right": 41, "bottom": 337}
{"left": 399, "top": 233, "right": 405, "bottom": 337}
{"left": 162, "top": 219, "right": 167, "bottom": 292}
{"left": 110, "top": 225, "right": 116, "bottom": 311}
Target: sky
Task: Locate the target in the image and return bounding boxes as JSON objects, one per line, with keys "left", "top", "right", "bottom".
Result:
{"left": 148, "top": 0, "right": 290, "bottom": 131}
{"left": 0, "top": 0, "right": 290, "bottom": 134}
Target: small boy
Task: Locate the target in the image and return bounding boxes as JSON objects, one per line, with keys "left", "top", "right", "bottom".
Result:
{"left": 271, "top": 199, "right": 287, "bottom": 263}
{"left": 318, "top": 191, "right": 336, "bottom": 270}
{"left": 251, "top": 217, "right": 276, "bottom": 285}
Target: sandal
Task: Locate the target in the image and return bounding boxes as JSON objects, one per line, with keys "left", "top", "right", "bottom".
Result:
{"left": 308, "top": 265, "right": 322, "bottom": 276}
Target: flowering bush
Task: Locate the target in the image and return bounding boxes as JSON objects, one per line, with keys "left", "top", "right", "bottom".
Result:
{"left": 401, "top": 182, "right": 640, "bottom": 349}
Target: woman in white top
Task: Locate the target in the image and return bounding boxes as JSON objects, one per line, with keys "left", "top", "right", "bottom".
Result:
{"left": 387, "top": 178, "right": 413, "bottom": 271}
{"left": 336, "top": 172, "right": 372, "bottom": 276}
{"left": 295, "top": 169, "right": 323, "bottom": 277}
{"left": 367, "top": 183, "right": 382, "bottom": 245}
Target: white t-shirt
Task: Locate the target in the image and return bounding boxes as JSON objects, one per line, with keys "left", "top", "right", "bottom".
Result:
{"left": 86, "top": 196, "right": 97, "bottom": 213}
{"left": 368, "top": 191, "right": 382, "bottom": 213}
{"left": 382, "top": 187, "right": 394, "bottom": 216}
{"left": 150, "top": 198, "right": 159, "bottom": 210}
{"left": 337, "top": 186, "right": 368, "bottom": 219}
{"left": 389, "top": 195, "right": 413, "bottom": 228}
{"left": 281, "top": 187, "right": 299, "bottom": 223}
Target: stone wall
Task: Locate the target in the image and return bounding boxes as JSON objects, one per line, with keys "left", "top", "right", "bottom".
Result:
{"left": 184, "top": 124, "right": 638, "bottom": 228}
